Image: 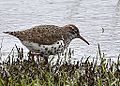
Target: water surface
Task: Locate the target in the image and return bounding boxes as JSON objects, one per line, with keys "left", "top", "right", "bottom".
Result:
{"left": 0, "top": 0, "right": 120, "bottom": 60}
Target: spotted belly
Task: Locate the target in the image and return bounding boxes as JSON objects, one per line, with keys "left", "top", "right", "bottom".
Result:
{"left": 21, "top": 40, "right": 65, "bottom": 55}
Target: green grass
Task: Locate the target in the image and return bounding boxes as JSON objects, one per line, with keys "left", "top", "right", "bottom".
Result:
{"left": 0, "top": 44, "right": 120, "bottom": 86}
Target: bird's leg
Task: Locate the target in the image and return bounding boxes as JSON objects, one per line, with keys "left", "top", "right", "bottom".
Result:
{"left": 44, "top": 56, "right": 48, "bottom": 65}
{"left": 37, "top": 52, "right": 48, "bottom": 65}
{"left": 36, "top": 53, "right": 40, "bottom": 63}
{"left": 28, "top": 51, "right": 35, "bottom": 61}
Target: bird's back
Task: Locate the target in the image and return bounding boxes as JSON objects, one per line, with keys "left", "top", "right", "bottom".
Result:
{"left": 4, "top": 25, "right": 64, "bottom": 45}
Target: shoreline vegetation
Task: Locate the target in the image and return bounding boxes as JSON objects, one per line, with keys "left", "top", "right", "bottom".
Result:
{"left": 0, "top": 44, "right": 120, "bottom": 86}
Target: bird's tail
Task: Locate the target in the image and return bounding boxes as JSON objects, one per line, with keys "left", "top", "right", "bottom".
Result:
{"left": 3, "top": 31, "right": 16, "bottom": 36}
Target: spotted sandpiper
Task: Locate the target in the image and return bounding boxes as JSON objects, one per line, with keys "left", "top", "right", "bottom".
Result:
{"left": 3, "top": 24, "right": 89, "bottom": 63}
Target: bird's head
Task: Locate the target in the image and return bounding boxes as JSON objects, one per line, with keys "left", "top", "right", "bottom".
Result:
{"left": 64, "top": 24, "right": 90, "bottom": 45}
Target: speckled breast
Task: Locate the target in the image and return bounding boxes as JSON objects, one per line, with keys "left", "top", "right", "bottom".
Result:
{"left": 22, "top": 40, "right": 65, "bottom": 56}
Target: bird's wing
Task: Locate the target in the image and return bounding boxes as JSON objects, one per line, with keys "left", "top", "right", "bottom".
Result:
{"left": 5, "top": 25, "right": 63, "bottom": 45}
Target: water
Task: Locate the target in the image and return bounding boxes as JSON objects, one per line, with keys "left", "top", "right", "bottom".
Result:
{"left": 0, "top": 0, "right": 120, "bottom": 60}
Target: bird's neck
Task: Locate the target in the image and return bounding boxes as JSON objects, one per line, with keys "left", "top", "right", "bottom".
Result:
{"left": 61, "top": 28, "right": 75, "bottom": 48}
{"left": 62, "top": 35, "right": 74, "bottom": 48}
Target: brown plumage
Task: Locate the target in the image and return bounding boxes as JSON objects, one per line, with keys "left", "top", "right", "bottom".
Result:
{"left": 3, "top": 24, "right": 89, "bottom": 45}
{"left": 4, "top": 25, "right": 63, "bottom": 45}
{"left": 3, "top": 24, "right": 89, "bottom": 56}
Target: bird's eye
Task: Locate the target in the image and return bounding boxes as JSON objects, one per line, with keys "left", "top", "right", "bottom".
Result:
{"left": 74, "top": 30, "right": 77, "bottom": 33}
{"left": 71, "top": 30, "right": 77, "bottom": 35}
{"left": 73, "top": 30, "right": 78, "bottom": 34}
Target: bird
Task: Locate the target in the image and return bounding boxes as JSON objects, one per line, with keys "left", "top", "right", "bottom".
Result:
{"left": 3, "top": 24, "right": 89, "bottom": 63}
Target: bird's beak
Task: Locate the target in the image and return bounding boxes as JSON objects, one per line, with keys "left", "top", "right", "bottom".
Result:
{"left": 78, "top": 35, "right": 90, "bottom": 45}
